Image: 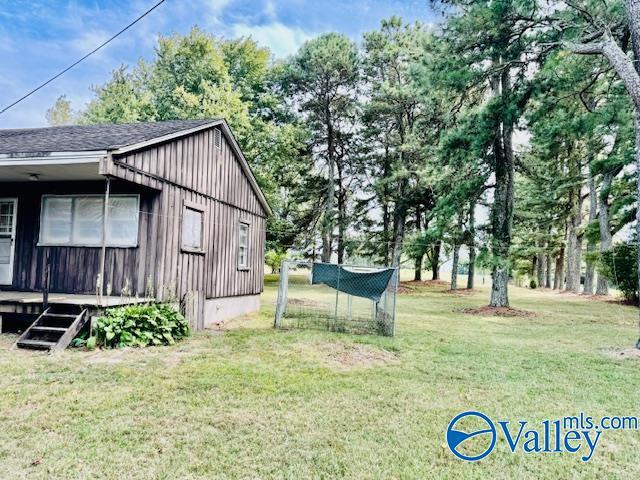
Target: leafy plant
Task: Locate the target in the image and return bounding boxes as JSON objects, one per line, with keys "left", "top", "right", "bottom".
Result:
{"left": 600, "top": 243, "right": 638, "bottom": 302}
{"left": 265, "top": 249, "right": 287, "bottom": 273}
{"left": 95, "top": 303, "right": 189, "bottom": 349}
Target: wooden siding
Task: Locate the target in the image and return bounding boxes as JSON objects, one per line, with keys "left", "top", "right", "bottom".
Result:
{"left": 3, "top": 181, "right": 156, "bottom": 296}
{"left": 5, "top": 126, "right": 268, "bottom": 330}
{"left": 103, "top": 126, "right": 268, "bottom": 329}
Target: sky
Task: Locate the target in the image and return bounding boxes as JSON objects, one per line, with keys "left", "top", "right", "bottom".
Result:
{"left": 0, "top": 0, "right": 438, "bottom": 128}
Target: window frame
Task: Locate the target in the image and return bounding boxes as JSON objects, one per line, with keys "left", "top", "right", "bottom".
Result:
{"left": 237, "top": 221, "right": 250, "bottom": 270}
{"left": 38, "top": 194, "right": 140, "bottom": 248}
{"left": 181, "top": 200, "right": 206, "bottom": 255}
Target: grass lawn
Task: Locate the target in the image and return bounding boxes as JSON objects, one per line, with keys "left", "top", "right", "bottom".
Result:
{"left": 1, "top": 277, "right": 639, "bottom": 479}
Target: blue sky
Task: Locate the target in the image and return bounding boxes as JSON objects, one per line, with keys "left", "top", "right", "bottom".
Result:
{"left": 0, "top": 0, "right": 437, "bottom": 128}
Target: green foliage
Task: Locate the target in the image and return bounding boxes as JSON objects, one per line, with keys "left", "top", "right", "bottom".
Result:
{"left": 95, "top": 303, "right": 189, "bottom": 349}
{"left": 46, "top": 95, "right": 76, "bottom": 126}
{"left": 63, "top": 27, "right": 310, "bottom": 253}
{"left": 265, "top": 249, "right": 287, "bottom": 273}
{"left": 529, "top": 279, "right": 537, "bottom": 290}
{"left": 600, "top": 244, "right": 638, "bottom": 302}
{"left": 85, "top": 336, "right": 97, "bottom": 350}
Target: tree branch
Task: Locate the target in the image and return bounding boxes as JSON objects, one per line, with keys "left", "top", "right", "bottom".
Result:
{"left": 566, "top": 34, "right": 640, "bottom": 109}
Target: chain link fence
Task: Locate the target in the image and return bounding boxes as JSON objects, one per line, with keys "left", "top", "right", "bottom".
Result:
{"left": 274, "top": 261, "right": 398, "bottom": 336}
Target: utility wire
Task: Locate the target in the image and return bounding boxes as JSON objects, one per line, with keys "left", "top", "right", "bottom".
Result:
{"left": 0, "top": 0, "right": 167, "bottom": 116}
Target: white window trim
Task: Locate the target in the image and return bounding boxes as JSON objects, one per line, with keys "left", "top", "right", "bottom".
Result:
{"left": 238, "top": 221, "right": 250, "bottom": 270}
{"left": 38, "top": 194, "right": 140, "bottom": 248}
{"left": 181, "top": 201, "right": 206, "bottom": 255}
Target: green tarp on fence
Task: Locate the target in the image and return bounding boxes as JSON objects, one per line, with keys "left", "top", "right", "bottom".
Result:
{"left": 311, "top": 263, "right": 396, "bottom": 302}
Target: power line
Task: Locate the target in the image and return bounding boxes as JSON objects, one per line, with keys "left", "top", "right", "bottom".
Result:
{"left": 0, "top": 0, "right": 167, "bottom": 116}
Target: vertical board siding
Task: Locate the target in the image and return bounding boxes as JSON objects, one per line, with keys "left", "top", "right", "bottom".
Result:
{"left": 107, "top": 126, "right": 267, "bottom": 328}
{"left": 5, "top": 181, "right": 157, "bottom": 296}
{"left": 7, "top": 126, "right": 267, "bottom": 330}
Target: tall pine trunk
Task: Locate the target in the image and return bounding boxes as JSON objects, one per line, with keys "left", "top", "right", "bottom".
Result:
{"left": 553, "top": 247, "right": 565, "bottom": 290}
{"left": 565, "top": 179, "right": 583, "bottom": 293}
{"left": 414, "top": 206, "right": 422, "bottom": 281}
{"left": 467, "top": 203, "right": 476, "bottom": 290}
{"left": 431, "top": 241, "right": 441, "bottom": 280}
{"left": 536, "top": 247, "right": 545, "bottom": 288}
{"left": 381, "top": 148, "right": 391, "bottom": 267}
{"left": 596, "top": 171, "right": 615, "bottom": 294}
{"left": 584, "top": 171, "right": 597, "bottom": 294}
{"left": 489, "top": 63, "right": 515, "bottom": 307}
{"left": 321, "top": 106, "right": 335, "bottom": 263}
{"left": 545, "top": 253, "right": 552, "bottom": 288}
{"left": 336, "top": 162, "right": 346, "bottom": 264}
{"left": 451, "top": 242, "right": 460, "bottom": 290}
{"left": 390, "top": 149, "right": 408, "bottom": 267}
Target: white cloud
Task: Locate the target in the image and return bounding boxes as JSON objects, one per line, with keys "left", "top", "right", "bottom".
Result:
{"left": 231, "top": 22, "right": 312, "bottom": 58}
{"left": 201, "top": 0, "right": 234, "bottom": 26}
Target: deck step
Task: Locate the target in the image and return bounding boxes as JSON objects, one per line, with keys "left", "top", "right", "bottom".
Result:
{"left": 31, "top": 326, "right": 67, "bottom": 333}
{"left": 13, "top": 307, "right": 89, "bottom": 353}
{"left": 17, "top": 339, "right": 57, "bottom": 350}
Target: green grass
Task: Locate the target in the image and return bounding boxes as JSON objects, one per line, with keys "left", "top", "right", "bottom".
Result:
{"left": 0, "top": 278, "right": 639, "bottom": 479}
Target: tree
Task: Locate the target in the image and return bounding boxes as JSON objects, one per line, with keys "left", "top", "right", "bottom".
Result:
{"left": 418, "top": 0, "right": 555, "bottom": 307}
{"left": 362, "top": 17, "right": 428, "bottom": 267}
{"left": 282, "top": 33, "right": 360, "bottom": 263}
{"left": 55, "top": 28, "right": 311, "bottom": 254}
{"left": 564, "top": 0, "right": 640, "bottom": 305}
{"left": 46, "top": 95, "right": 75, "bottom": 126}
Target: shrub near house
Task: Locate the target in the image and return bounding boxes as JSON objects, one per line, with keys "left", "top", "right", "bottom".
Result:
{"left": 92, "top": 304, "right": 189, "bottom": 349}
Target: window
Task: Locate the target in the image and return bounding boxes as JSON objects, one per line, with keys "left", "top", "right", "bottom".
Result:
{"left": 238, "top": 222, "right": 249, "bottom": 269}
{"left": 39, "top": 195, "right": 139, "bottom": 247}
{"left": 0, "top": 201, "right": 15, "bottom": 234}
{"left": 182, "top": 205, "right": 203, "bottom": 252}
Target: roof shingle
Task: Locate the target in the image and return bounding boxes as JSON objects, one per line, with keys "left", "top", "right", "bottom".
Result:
{"left": 0, "top": 119, "right": 219, "bottom": 155}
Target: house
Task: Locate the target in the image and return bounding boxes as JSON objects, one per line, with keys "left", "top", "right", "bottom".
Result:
{"left": 0, "top": 119, "right": 271, "bottom": 337}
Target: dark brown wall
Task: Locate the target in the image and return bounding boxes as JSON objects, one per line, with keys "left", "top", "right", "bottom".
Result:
{"left": 103, "top": 126, "right": 268, "bottom": 328}
{"left": 5, "top": 126, "right": 268, "bottom": 330}
{"left": 4, "top": 180, "right": 157, "bottom": 295}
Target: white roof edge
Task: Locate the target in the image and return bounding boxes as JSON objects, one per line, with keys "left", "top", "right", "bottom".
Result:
{"left": 0, "top": 151, "right": 104, "bottom": 166}
{"left": 111, "top": 120, "right": 273, "bottom": 216}
{"left": 0, "top": 150, "right": 106, "bottom": 159}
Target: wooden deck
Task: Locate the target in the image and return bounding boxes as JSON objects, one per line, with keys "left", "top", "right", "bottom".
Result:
{"left": 0, "top": 291, "right": 154, "bottom": 313}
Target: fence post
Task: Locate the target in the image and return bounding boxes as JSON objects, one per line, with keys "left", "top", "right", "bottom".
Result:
{"left": 333, "top": 264, "right": 341, "bottom": 330}
{"left": 274, "top": 260, "right": 288, "bottom": 329}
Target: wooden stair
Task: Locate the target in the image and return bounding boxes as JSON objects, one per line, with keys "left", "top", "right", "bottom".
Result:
{"left": 13, "top": 306, "right": 89, "bottom": 353}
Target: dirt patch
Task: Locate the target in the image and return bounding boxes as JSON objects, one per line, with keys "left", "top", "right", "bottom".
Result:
{"left": 398, "top": 280, "right": 448, "bottom": 295}
{"left": 441, "top": 288, "right": 475, "bottom": 296}
{"left": 405, "top": 280, "right": 449, "bottom": 287}
{"left": 324, "top": 343, "right": 399, "bottom": 368}
{"left": 297, "top": 341, "right": 399, "bottom": 369}
{"left": 461, "top": 306, "right": 536, "bottom": 318}
{"left": 397, "top": 285, "right": 417, "bottom": 295}
{"left": 603, "top": 347, "right": 640, "bottom": 359}
{"left": 554, "top": 291, "right": 633, "bottom": 305}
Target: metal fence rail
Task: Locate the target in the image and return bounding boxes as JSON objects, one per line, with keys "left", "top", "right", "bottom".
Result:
{"left": 274, "top": 261, "right": 398, "bottom": 336}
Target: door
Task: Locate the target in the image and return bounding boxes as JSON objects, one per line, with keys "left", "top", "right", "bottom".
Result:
{"left": 0, "top": 198, "right": 17, "bottom": 285}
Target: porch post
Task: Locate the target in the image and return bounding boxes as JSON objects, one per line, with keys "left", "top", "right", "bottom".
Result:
{"left": 98, "top": 177, "right": 111, "bottom": 303}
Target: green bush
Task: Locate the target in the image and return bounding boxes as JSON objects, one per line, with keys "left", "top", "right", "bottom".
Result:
{"left": 94, "top": 303, "right": 189, "bottom": 348}
{"left": 265, "top": 249, "right": 287, "bottom": 273}
{"left": 529, "top": 279, "right": 537, "bottom": 289}
{"left": 600, "top": 243, "right": 638, "bottom": 302}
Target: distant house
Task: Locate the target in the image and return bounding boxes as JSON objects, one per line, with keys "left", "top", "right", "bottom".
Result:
{"left": 0, "top": 119, "right": 271, "bottom": 333}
